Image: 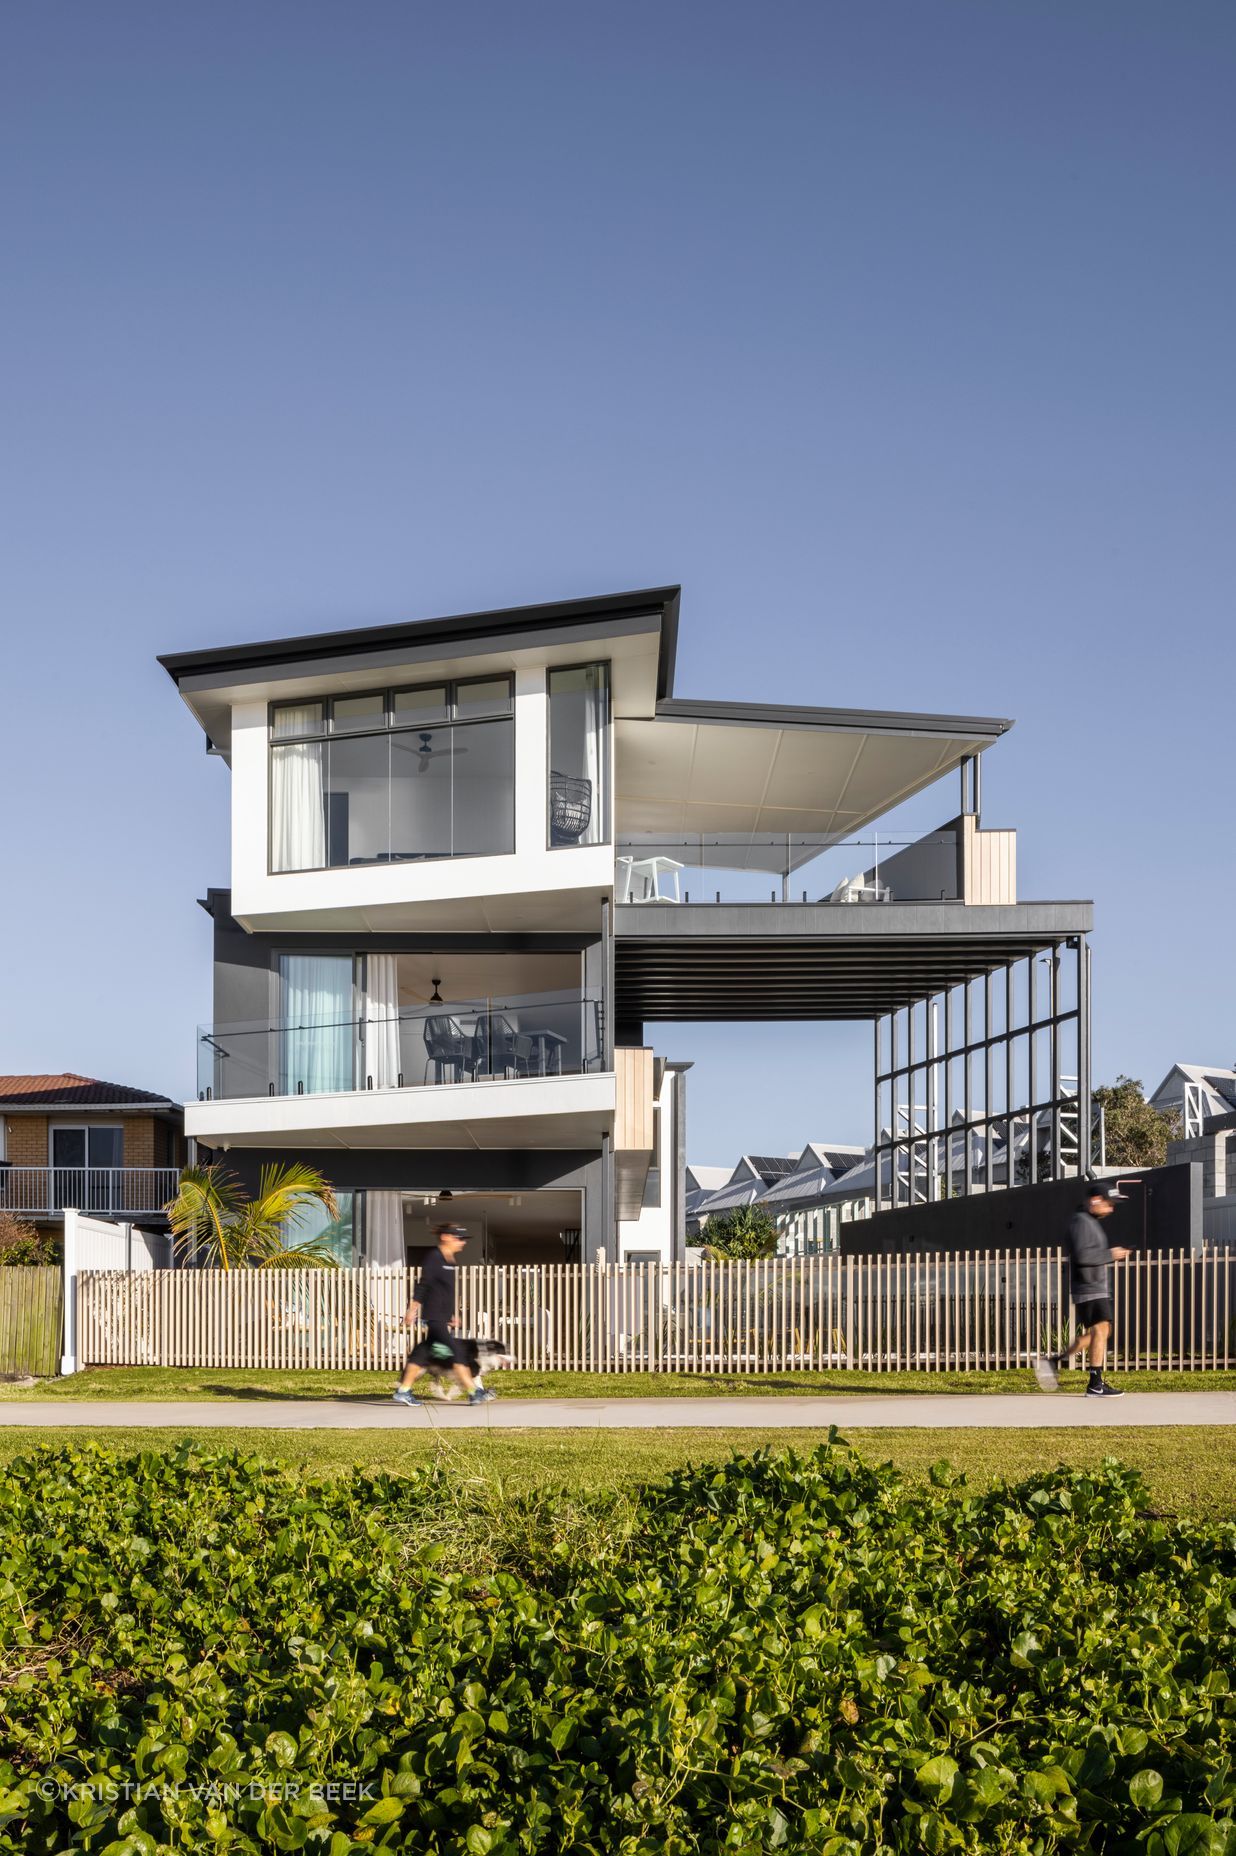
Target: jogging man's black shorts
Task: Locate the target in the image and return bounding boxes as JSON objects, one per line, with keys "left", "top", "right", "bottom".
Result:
{"left": 1073, "top": 1298, "right": 1114, "bottom": 1330}
{"left": 409, "top": 1324, "right": 467, "bottom": 1368}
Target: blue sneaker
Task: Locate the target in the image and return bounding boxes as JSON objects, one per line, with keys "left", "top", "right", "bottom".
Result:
{"left": 468, "top": 1387, "right": 496, "bottom": 1405}
{"left": 392, "top": 1387, "right": 417, "bottom": 1407}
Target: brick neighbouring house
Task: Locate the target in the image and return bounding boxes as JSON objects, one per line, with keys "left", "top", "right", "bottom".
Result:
{"left": 0, "top": 1075, "right": 184, "bottom": 1240}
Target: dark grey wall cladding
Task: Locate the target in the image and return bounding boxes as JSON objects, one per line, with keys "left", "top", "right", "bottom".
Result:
{"left": 840, "top": 1161, "right": 1202, "bottom": 1257}
{"left": 204, "top": 890, "right": 601, "bottom": 1027}
{"left": 212, "top": 908, "right": 278, "bottom": 1027}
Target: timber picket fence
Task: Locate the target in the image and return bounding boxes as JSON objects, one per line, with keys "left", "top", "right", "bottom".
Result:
{"left": 73, "top": 1248, "right": 1236, "bottom": 1374}
{"left": 0, "top": 1267, "right": 64, "bottom": 1378}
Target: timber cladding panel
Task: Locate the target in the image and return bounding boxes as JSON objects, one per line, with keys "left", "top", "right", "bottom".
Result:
{"left": 961, "top": 816, "right": 1017, "bottom": 905}
{"left": 613, "top": 1046, "right": 655, "bottom": 1221}
{"left": 614, "top": 1046, "right": 654, "bottom": 1153}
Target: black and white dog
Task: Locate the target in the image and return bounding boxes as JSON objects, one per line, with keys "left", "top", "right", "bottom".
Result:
{"left": 406, "top": 1334, "right": 514, "bottom": 1398}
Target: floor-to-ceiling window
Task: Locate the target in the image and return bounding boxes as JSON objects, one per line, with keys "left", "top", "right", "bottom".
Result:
{"left": 270, "top": 679, "right": 515, "bottom": 872}
{"left": 548, "top": 663, "right": 609, "bottom": 847}
{"left": 279, "top": 954, "right": 356, "bottom": 1094}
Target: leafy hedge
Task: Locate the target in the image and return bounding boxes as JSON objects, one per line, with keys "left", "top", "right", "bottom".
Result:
{"left": 1, "top": 1438, "right": 1235, "bottom": 1853}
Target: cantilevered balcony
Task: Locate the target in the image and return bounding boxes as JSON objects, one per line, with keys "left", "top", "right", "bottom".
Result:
{"left": 198, "top": 988, "right": 604, "bottom": 1102}
{"left": 615, "top": 816, "right": 1016, "bottom": 908}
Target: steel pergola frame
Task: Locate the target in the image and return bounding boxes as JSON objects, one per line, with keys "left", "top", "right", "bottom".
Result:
{"left": 873, "top": 935, "right": 1093, "bottom": 1211}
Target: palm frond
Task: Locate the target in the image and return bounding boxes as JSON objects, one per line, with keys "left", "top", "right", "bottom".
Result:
{"left": 241, "top": 1163, "right": 340, "bottom": 1257}
{"left": 165, "top": 1165, "right": 245, "bottom": 1270}
{"left": 252, "top": 1233, "right": 341, "bottom": 1270}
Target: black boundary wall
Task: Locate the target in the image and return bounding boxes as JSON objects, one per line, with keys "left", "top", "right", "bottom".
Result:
{"left": 841, "top": 1161, "right": 1203, "bottom": 1257}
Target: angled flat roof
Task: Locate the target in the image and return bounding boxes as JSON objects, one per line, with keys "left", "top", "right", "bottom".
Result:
{"left": 159, "top": 585, "right": 682, "bottom": 697}
{"left": 653, "top": 697, "right": 1012, "bottom": 738}
{"left": 616, "top": 701, "right": 1010, "bottom": 865}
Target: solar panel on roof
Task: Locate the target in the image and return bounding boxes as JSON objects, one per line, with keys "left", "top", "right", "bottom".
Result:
{"left": 747, "top": 1155, "right": 796, "bottom": 1178}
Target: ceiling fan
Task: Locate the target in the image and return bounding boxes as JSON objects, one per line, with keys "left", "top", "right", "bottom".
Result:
{"left": 398, "top": 730, "right": 471, "bottom": 775}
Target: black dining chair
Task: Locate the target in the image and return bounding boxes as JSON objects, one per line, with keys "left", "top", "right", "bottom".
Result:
{"left": 485, "top": 1012, "right": 535, "bottom": 1078}
{"left": 423, "top": 1015, "right": 473, "bottom": 1084}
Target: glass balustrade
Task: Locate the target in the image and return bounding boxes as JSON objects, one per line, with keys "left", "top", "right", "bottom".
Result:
{"left": 613, "top": 830, "right": 967, "bottom": 905}
{"left": 197, "top": 989, "right": 604, "bottom": 1101}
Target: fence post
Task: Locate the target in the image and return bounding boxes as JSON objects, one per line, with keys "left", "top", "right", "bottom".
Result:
{"left": 60, "top": 1207, "right": 80, "bottom": 1375}
{"left": 844, "top": 1254, "right": 855, "bottom": 1369}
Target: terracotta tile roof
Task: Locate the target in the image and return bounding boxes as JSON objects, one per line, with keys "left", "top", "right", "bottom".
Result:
{"left": 0, "top": 1074, "right": 175, "bottom": 1109}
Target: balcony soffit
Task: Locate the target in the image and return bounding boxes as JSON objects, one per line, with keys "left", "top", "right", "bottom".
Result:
{"left": 614, "top": 710, "right": 1010, "bottom": 865}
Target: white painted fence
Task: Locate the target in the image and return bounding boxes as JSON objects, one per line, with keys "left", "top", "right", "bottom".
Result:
{"left": 62, "top": 1209, "right": 175, "bottom": 1375}
{"left": 75, "top": 1248, "right": 1236, "bottom": 1373}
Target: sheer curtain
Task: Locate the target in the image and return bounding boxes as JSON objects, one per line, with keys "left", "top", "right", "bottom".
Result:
{"left": 581, "top": 665, "right": 607, "bottom": 844}
{"left": 271, "top": 707, "right": 326, "bottom": 872}
{"left": 363, "top": 1191, "right": 406, "bottom": 1267}
{"left": 363, "top": 954, "right": 401, "bottom": 1089}
{"left": 279, "top": 955, "right": 354, "bottom": 1094}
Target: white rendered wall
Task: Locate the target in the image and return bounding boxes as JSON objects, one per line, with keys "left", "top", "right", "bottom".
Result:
{"left": 228, "top": 673, "right": 614, "bottom": 931}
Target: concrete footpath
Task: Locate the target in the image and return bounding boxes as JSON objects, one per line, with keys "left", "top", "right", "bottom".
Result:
{"left": 2, "top": 1392, "right": 1234, "bottom": 1429}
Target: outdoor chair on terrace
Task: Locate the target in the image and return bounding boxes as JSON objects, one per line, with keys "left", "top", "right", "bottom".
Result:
{"left": 423, "top": 1014, "right": 474, "bottom": 1084}
{"left": 549, "top": 771, "right": 592, "bottom": 845}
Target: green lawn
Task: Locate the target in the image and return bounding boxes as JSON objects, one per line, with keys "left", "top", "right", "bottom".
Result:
{"left": 4, "top": 1363, "right": 1236, "bottom": 1400}
{"left": 2, "top": 1423, "right": 1234, "bottom": 1514}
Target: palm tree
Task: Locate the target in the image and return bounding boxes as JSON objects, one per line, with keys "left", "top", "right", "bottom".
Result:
{"left": 165, "top": 1163, "right": 341, "bottom": 1269}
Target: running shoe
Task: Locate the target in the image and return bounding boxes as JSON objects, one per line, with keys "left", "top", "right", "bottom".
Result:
{"left": 1033, "top": 1354, "right": 1061, "bottom": 1392}
{"left": 1085, "top": 1378, "right": 1124, "bottom": 1398}
{"left": 468, "top": 1387, "right": 497, "bottom": 1405}
{"left": 392, "top": 1387, "right": 417, "bottom": 1407}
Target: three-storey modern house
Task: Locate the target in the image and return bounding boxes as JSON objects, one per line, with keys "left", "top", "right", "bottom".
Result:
{"left": 161, "top": 586, "right": 1095, "bottom": 1265}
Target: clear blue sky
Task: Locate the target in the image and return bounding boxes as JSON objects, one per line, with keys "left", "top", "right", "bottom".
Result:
{"left": 1, "top": 2, "right": 1232, "bottom": 1166}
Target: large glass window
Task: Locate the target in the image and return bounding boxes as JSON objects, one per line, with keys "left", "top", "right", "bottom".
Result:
{"left": 325, "top": 733, "right": 390, "bottom": 867}
{"left": 270, "top": 680, "right": 514, "bottom": 871}
{"left": 390, "top": 725, "right": 452, "bottom": 859}
{"left": 279, "top": 954, "right": 355, "bottom": 1093}
{"left": 548, "top": 663, "right": 609, "bottom": 847}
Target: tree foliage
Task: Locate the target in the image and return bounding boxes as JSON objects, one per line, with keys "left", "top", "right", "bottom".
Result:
{"left": 1094, "top": 1075, "right": 1181, "bottom": 1169}
{"left": 701, "top": 1203, "right": 779, "bottom": 1260}
{"left": 0, "top": 1213, "right": 57, "bottom": 1267}
{"left": 164, "top": 1162, "right": 341, "bottom": 1269}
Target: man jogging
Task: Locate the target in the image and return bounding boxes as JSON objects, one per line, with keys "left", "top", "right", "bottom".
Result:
{"left": 1035, "top": 1183, "right": 1131, "bottom": 1397}
{"left": 393, "top": 1224, "right": 495, "bottom": 1407}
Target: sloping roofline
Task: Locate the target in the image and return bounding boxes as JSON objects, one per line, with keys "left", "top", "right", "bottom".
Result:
{"left": 159, "top": 585, "right": 682, "bottom": 701}
{"left": 654, "top": 697, "right": 1013, "bottom": 740}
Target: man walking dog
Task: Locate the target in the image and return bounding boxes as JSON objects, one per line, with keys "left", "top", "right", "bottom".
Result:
{"left": 1036, "top": 1183, "right": 1131, "bottom": 1397}
{"left": 393, "top": 1223, "right": 495, "bottom": 1407}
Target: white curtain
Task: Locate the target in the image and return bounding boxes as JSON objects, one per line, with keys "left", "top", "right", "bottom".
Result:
{"left": 363, "top": 954, "right": 402, "bottom": 1089}
{"left": 271, "top": 709, "right": 326, "bottom": 872}
{"left": 581, "top": 665, "right": 606, "bottom": 845}
{"left": 279, "top": 954, "right": 354, "bottom": 1094}
{"left": 364, "top": 1191, "right": 406, "bottom": 1267}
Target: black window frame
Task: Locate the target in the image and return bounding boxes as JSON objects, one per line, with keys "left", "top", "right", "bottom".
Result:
{"left": 268, "top": 676, "right": 515, "bottom": 874}
{"left": 546, "top": 660, "right": 612, "bottom": 852}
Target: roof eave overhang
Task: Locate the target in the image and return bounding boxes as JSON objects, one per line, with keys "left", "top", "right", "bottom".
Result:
{"left": 652, "top": 697, "right": 1013, "bottom": 741}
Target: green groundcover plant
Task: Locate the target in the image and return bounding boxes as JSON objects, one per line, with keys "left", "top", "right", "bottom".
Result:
{"left": 1, "top": 1439, "right": 1235, "bottom": 1854}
